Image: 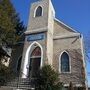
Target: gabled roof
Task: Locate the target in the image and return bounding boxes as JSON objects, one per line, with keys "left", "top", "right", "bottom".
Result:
{"left": 54, "top": 18, "right": 79, "bottom": 33}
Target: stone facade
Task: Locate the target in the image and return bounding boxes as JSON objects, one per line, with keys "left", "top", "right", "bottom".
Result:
{"left": 11, "top": 0, "right": 87, "bottom": 89}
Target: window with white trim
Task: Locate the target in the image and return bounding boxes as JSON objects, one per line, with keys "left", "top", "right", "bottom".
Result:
{"left": 61, "top": 52, "right": 70, "bottom": 72}
{"left": 35, "top": 6, "right": 42, "bottom": 17}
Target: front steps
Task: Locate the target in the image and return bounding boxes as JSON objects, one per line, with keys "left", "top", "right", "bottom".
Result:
{"left": 1, "top": 77, "right": 36, "bottom": 90}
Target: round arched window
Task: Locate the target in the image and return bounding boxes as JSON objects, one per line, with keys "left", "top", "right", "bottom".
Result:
{"left": 61, "top": 52, "right": 70, "bottom": 72}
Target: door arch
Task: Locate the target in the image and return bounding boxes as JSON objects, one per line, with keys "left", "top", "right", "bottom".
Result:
{"left": 29, "top": 46, "right": 41, "bottom": 77}
{"left": 22, "top": 41, "right": 43, "bottom": 78}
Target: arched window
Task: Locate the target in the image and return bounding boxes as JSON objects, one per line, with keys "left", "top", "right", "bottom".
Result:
{"left": 35, "top": 6, "right": 42, "bottom": 17}
{"left": 29, "top": 46, "right": 41, "bottom": 77}
{"left": 61, "top": 52, "right": 70, "bottom": 72}
{"left": 31, "top": 46, "right": 41, "bottom": 57}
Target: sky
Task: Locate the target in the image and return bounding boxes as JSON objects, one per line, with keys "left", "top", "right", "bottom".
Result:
{"left": 11, "top": 0, "right": 90, "bottom": 86}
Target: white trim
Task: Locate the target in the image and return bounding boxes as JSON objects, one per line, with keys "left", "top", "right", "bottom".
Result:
{"left": 63, "top": 84, "right": 69, "bottom": 87}
{"left": 64, "top": 84, "right": 83, "bottom": 87}
{"left": 75, "top": 84, "right": 82, "bottom": 87}
{"left": 53, "top": 33, "right": 80, "bottom": 40}
{"left": 80, "top": 35, "right": 88, "bottom": 90}
{"left": 59, "top": 50, "right": 71, "bottom": 73}
{"left": 49, "top": 0, "right": 55, "bottom": 17}
{"left": 34, "top": 5, "right": 43, "bottom": 17}
{"left": 21, "top": 41, "right": 43, "bottom": 78}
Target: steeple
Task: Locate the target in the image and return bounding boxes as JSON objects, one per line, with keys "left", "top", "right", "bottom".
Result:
{"left": 25, "top": 0, "right": 55, "bottom": 34}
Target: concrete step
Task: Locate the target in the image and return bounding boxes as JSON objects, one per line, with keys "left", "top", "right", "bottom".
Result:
{"left": 2, "top": 77, "right": 36, "bottom": 89}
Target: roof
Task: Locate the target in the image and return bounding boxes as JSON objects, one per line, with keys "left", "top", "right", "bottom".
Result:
{"left": 54, "top": 18, "right": 79, "bottom": 33}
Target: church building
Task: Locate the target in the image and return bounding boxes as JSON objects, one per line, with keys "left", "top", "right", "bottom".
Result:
{"left": 10, "top": 0, "right": 87, "bottom": 89}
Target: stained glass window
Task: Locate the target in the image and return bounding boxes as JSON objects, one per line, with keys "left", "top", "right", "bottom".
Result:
{"left": 61, "top": 52, "right": 70, "bottom": 72}
{"left": 31, "top": 47, "right": 41, "bottom": 57}
{"left": 35, "top": 6, "right": 42, "bottom": 17}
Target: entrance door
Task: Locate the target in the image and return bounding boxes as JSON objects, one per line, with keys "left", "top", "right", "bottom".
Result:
{"left": 29, "top": 46, "right": 41, "bottom": 77}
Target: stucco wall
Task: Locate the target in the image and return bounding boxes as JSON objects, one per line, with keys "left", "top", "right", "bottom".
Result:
{"left": 21, "top": 33, "right": 47, "bottom": 76}
{"left": 27, "top": 0, "right": 49, "bottom": 31}
{"left": 54, "top": 20, "right": 76, "bottom": 36}
{"left": 53, "top": 21, "right": 85, "bottom": 86}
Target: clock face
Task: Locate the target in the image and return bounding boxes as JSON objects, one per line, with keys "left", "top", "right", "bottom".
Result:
{"left": 27, "top": 33, "right": 45, "bottom": 41}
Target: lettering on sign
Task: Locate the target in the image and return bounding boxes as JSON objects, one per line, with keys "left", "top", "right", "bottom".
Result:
{"left": 27, "top": 33, "right": 45, "bottom": 41}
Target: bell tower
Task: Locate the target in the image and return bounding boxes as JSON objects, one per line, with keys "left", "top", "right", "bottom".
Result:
{"left": 25, "top": 0, "right": 55, "bottom": 34}
{"left": 21, "top": 0, "right": 55, "bottom": 78}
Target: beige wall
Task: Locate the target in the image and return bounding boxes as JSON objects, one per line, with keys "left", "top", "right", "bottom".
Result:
{"left": 53, "top": 21, "right": 85, "bottom": 86}
{"left": 54, "top": 20, "right": 76, "bottom": 36}
{"left": 21, "top": 33, "right": 47, "bottom": 73}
